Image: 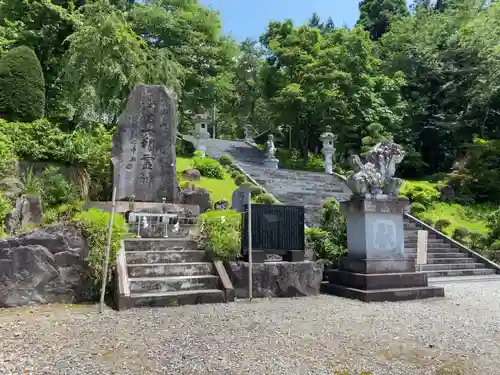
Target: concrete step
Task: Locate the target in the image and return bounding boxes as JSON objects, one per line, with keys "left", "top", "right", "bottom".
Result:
{"left": 322, "top": 283, "right": 444, "bottom": 302}
{"left": 420, "top": 263, "right": 486, "bottom": 271}
{"left": 128, "top": 289, "right": 225, "bottom": 308}
{"left": 126, "top": 250, "right": 206, "bottom": 264}
{"left": 428, "top": 274, "right": 500, "bottom": 283}
{"left": 427, "top": 252, "right": 469, "bottom": 258}
{"left": 129, "top": 275, "right": 219, "bottom": 293}
{"left": 127, "top": 262, "right": 214, "bottom": 278}
{"left": 426, "top": 257, "right": 476, "bottom": 264}
{"left": 423, "top": 268, "right": 496, "bottom": 277}
{"left": 405, "top": 239, "right": 450, "bottom": 246}
{"left": 124, "top": 238, "right": 199, "bottom": 252}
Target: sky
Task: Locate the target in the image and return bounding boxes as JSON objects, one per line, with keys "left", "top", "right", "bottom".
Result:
{"left": 199, "top": 0, "right": 361, "bottom": 41}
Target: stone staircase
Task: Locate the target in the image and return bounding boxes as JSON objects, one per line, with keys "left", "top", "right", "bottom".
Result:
{"left": 404, "top": 217, "right": 497, "bottom": 278}
{"left": 187, "top": 138, "right": 351, "bottom": 226}
{"left": 115, "top": 216, "right": 233, "bottom": 309}
{"left": 189, "top": 137, "right": 500, "bottom": 279}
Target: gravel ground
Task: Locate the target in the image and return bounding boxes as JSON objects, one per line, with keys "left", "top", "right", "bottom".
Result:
{"left": 1, "top": 281, "right": 499, "bottom": 375}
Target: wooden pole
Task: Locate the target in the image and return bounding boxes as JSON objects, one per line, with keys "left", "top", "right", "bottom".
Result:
{"left": 99, "top": 186, "right": 117, "bottom": 313}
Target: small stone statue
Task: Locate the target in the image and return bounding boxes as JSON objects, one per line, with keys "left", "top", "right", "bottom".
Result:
{"left": 347, "top": 141, "right": 405, "bottom": 198}
{"left": 265, "top": 134, "right": 276, "bottom": 159}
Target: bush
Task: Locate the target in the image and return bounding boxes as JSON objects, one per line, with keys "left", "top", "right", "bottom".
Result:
{"left": 401, "top": 183, "right": 440, "bottom": 205}
{"left": 422, "top": 218, "right": 434, "bottom": 227}
{"left": 435, "top": 218, "right": 451, "bottom": 231}
{"left": 469, "top": 230, "right": 485, "bottom": 250}
{"left": 176, "top": 136, "right": 195, "bottom": 157}
{"left": 255, "top": 193, "right": 277, "bottom": 205}
{"left": 0, "top": 132, "right": 17, "bottom": 178}
{"left": 0, "top": 46, "right": 45, "bottom": 122}
{"left": 234, "top": 174, "right": 246, "bottom": 186}
{"left": 193, "top": 156, "right": 224, "bottom": 179}
{"left": 71, "top": 208, "right": 129, "bottom": 300}
{"left": 319, "top": 198, "right": 347, "bottom": 253}
{"left": 197, "top": 210, "right": 242, "bottom": 262}
{"left": 40, "top": 167, "right": 79, "bottom": 208}
{"left": 305, "top": 227, "right": 346, "bottom": 267}
{"left": 410, "top": 202, "right": 426, "bottom": 215}
{"left": 230, "top": 170, "right": 240, "bottom": 179}
{"left": 219, "top": 154, "right": 233, "bottom": 166}
{"left": 452, "top": 227, "right": 469, "bottom": 242}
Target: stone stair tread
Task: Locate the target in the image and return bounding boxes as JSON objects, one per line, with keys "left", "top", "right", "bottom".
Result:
{"left": 129, "top": 262, "right": 211, "bottom": 267}
{"left": 130, "top": 289, "right": 223, "bottom": 298}
{"left": 424, "top": 269, "right": 496, "bottom": 277}
{"left": 129, "top": 275, "right": 218, "bottom": 281}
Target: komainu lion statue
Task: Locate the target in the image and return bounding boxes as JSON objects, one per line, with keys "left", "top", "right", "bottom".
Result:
{"left": 347, "top": 141, "right": 405, "bottom": 197}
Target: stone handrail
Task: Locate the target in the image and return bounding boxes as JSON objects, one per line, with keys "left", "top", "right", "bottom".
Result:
{"left": 213, "top": 260, "right": 235, "bottom": 302}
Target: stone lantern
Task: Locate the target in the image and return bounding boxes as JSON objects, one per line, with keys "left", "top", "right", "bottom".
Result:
{"left": 243, "top": 124, "right": 254, "bottom": 144}
{"left": 319, "top": 126, "right": 337, "bottom": 174}
{"left": 193, "top": 112, "right": 211, "bottom": 157}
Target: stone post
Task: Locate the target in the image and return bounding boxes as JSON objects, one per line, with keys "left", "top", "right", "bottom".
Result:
{"left": 319, "top": 126, "right": 336, "bottom": 174}
{"left": 193, "top": 113, "right": 210, "bottom": 157}
{"left": 324, "top": 197, "right": 444, "bottom": 302}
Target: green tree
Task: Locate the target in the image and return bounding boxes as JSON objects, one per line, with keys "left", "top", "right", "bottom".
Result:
{"left": 0, "top": 0, "right": 78, "bottom": 117}
{"left": 61, "top": 0, "right": 182, "bottom": 124}
{"left": 0, "top": 46, "right": 45, "bottom": 122}
{"left": 358, "top": 0, "right": 409, "bottom": 40}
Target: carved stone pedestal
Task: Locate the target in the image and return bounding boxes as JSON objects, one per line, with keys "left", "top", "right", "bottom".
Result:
{"left": 263, "top": 157, "right": 279, "bottom": 169}
{"left": 323, "top": 197, "right": 444, "bottom": 302}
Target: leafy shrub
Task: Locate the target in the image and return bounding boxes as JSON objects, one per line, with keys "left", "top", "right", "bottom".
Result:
{"left": 196, "top": 210, "right": 242, "bottom": 262}
{"left": 255, "top": 193, "right": 277, "bottom": 205}
{"left": 456, "top": 138, "right": 500, "bottom": 203}
{"left": 0, "top": 132, "right": 17, "bottom": 178}
{"left": 435, "top": 218, "right": 451, "bottom": 232}
{"left": 71, "top": 208, "right": 129, "bottom": 300}
{"left": 0, "top": 120, "right": 113, "bottom": 200}
{"left": 0, "top": 46, "right": 45, "bottom": 122}
{"left": 230, "top": 170, "right": 240, "bottom": 179}
{"left": 401, "top": 183, "right": 440, "bottom": 205}
{"left": 219, "top": 154, "right": 232, "bottom": 166}
{"left": 422, "top": 218, "right": 434, "bottom": 227}
{"left": 468, "top": 231, "right": 485, "bottom": 250}
{"left": 193, "top": 156, "right": 224, "bottom": 179}
{"left": 40, "top": 167, "right": 78, "bottom": 208}
{"left": 486, "top": 208, "right": 500, "bottom": 242}
{"left": 410, "top": 202, "right": 426, "bottom": 215}
{"left": 452, "top": 227, "right": 469, "bottom": 242}
{"left": 305, "top": 227, "right": 346, "bottom": 267}
{"left": 176, "top": 136, "right": 195, "bottom": 157}
{"left": 0, "top": 193, "right": 12, "bottom": 235}
{"left": 319, "top": 198, "right": 347, "bottom": 254}
{"left": 234, "top": 174, "right": 246, "bottom": 186}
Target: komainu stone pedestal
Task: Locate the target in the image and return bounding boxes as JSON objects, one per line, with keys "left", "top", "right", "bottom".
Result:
{"left": 323, "top": 198, "right": 444, "bottom": 302}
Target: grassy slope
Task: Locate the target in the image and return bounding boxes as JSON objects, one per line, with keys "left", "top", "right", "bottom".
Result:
{"left": 176, "top": 157, "right": 238, "bottom": 204}
{"left": 402, "top": 180, "right": 493, "bottom": 236}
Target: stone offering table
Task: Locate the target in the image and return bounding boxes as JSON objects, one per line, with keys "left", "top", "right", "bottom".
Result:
{"left": 324, "top": 197, "right": 444, "bottom": 302}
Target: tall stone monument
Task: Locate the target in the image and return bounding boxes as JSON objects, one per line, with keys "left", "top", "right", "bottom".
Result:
{"left": 320, "top": 126, "right": 337, "bottom": 174}
{"left": 324, "top": 141, "right": 444, "bottom": 302}
{"left": 112, "top": 84, "right": 178, "bottom": 202}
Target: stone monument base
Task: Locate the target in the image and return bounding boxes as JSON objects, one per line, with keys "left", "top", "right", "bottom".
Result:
{"left": 323, "top": 257, "right": 444, "bottom": 302}
{"left": 263, "top": 157, "right": 278, "bottom": 169}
